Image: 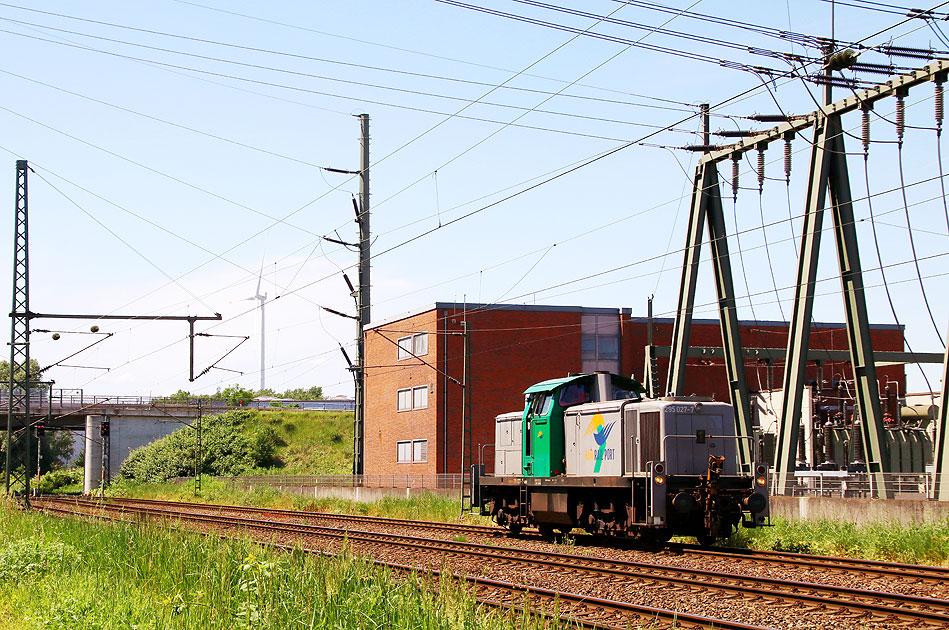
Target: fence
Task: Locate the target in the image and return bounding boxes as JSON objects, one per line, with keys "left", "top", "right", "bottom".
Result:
{"left": 788, "top": 471, "right": 938, "bottom": 498}
{"left": 194, "top": 471, "right": 946, "bottom": 498}
{"left": 201, "top": 474, "right": 465, "bottom": 490}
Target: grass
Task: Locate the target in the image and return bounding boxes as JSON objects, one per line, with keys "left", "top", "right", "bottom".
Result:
{"left": 0, "top": 500, "right": 564, "bottom": 630}
{"left": 725, "top": 517, "right": 949, "bottom": 565}
{"left": 248, "top": 409, "right": 354, "bottom": 474}
{"left": 108, "top": 477, "right": 949, "bottom": 565}
{"left": 108, "top": 475, "right": 491, "bottom": 524}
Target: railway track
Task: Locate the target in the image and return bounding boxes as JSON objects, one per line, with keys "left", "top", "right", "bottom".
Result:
{"left": 36, "top": 496, "right": 949, "bottom": 629}
{"left": 665, "top": 542, "right": 949, "bottom": 584}
{"left": 87, "top": 497, "right": 949, "bottom": 588}
{"left": 82, "top": 495, "right": 503, "bottom": 536}
{"left": 35, "top": 497, "right": 764, "bottom": 630}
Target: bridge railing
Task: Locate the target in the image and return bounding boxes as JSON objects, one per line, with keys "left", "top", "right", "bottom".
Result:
{"left": 1, "top": 388, "right": 354, "bottom": 411}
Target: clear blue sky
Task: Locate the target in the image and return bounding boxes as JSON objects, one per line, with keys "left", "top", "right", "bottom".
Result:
{"left": 1, "top": 0, "right": 946, "bottom": 397}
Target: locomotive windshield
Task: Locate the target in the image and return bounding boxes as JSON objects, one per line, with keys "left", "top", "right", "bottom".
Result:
{"left": 528, "top": 392, "right": 553, "bottom": 416}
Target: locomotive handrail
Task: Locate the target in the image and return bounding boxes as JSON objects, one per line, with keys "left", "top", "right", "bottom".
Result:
{"left": 479, "top": 443, "right": 495, "bottom": 468}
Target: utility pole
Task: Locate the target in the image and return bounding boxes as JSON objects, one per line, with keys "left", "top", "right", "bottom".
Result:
{"left": 354, "top": 113, "right": 370, "bottom": 476}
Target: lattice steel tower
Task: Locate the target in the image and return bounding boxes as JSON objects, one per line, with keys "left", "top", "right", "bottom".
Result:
{"left": 5, "top": 160, "right": 31, "bottom": 498}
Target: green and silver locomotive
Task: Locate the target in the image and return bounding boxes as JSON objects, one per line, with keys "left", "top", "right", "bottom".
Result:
{"left": 477, "top": 372, "right": 770, "bottom": 544}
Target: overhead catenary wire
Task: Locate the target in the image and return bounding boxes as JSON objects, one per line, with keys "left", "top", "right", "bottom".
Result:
{"left": 12, "top": 1, "right": 940, "bottom": 396}
{"left": 0, "top": 19, "right": 703, "bottom": 141}
{"left": 0, "top": 2, "right": 699, "bottom": 114}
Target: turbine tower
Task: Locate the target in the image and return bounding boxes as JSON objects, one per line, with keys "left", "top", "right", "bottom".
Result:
{"left": 245, "top": 263, "right": 267, "bottom": 391}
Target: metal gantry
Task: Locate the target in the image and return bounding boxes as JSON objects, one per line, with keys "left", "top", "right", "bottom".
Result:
{"left": 5, "top": 160, "right": 32, "bottom": 499}
{"left": 934, "top": 329, "right": 949, "bottom": 501}
{"left": 668, "top": 59, "right": 949, "bottom": 498}
{"left": 773, "top": 112, "right": 889, "bottom": 497}
{"left": 666, "top": 106, "right": 754, "bottom": 473}
{"left": 3, "top": 161, "right": 223, "bottom": 498}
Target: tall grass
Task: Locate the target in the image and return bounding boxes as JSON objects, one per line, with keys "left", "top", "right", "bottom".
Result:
{"left": 0, "top": 501, "right": 552, "bottom": 630}
{"left": 108, "top": 476, "right": 490, "bottom": 524}
{"left": 726, "top": 517, "right": 949, "bottom": 565}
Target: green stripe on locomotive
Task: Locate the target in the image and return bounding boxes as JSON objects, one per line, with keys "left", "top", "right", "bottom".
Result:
{"left": 521, "top": 373, "right": 643, "bottom": 477}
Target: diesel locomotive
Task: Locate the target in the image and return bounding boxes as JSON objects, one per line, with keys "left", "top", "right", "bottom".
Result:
{"left": 476, "top": 372, "right": 770, "bottom": 544}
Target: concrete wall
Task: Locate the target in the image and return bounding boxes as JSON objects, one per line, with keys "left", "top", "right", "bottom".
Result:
{"left": 84, "top": 414, "right": 187, "bottom": 492}
{"left": 771, "top": 496, "right": 949, "bottom": 525}
{"left": 232, "top": 481, "right": 456, "bottom": 501}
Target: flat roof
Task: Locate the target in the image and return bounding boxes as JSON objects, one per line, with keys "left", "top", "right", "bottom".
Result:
{"left": 628, "top": 316, "right": 903, "bottom": 330}
{"left": 366, "top": 303, "right": 903, "bottom": 331}
{"left": 366, "top": 302, "right": 631, "bottom": 330}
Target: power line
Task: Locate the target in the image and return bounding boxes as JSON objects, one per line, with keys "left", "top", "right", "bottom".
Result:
{"left": 0, "top": 19, "right": 701, "bottom": 140}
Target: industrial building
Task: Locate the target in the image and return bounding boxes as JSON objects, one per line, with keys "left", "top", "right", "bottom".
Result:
{"left": 363, "top": 302, "right": 906, "bottom": 478}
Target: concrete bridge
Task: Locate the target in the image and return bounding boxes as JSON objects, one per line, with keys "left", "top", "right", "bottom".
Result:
{"left": 5, "top": 392, "right": 203, "bottom": 493}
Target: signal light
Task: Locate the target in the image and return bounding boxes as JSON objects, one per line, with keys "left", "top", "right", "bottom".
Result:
{"left": 100, "top": 421, "right": 110, "bottom": 437}
{"left": 36, "top": 424, "right": 46, "bottom": 437}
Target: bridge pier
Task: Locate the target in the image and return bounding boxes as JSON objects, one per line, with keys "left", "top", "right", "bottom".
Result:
{"left": 82, "top": 410, "right": 196, "bottom": 492}
{"left": 84, "top": 415, "right": 106, "bottom": 494}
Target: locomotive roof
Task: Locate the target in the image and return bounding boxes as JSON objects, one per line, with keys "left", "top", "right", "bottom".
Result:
{"left": 523, "top": 374, "right": 588, "bottom": 394}
{"left": 523, "top": 373, "right": 645, "bottom": 394}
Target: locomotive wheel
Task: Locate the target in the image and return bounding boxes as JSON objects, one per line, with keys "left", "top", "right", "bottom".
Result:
{"left": 508, "top": 523, "right": 523, "bottom": 535}
{"left": 538, "top": 524, "right": 555, "bottom": 538}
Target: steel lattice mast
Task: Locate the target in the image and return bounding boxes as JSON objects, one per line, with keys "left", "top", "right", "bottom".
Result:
{"left": 5, "top": 160, "right": 31, "bottom": 498}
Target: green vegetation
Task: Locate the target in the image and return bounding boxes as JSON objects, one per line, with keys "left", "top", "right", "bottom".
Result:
{"left": 156, "top": 385, "right": 324, "bottom": 405}
{"left": 35, "top": 468, "right": 83, "bottom": 494}
{"left": 118, "top": 408, "right": 353, "bottom": 484}
{"left": 0, "top": 502, "right": 557, "bottom": 630}
{"left": 119, "top": 410, "right": 281, "bottom": 483}
{"left": 726, "top": 517, "right": 949, "bottom": 565}
{"left": 0, "top": 359, "right": 44, "bottom": 386}
{"left": 109, "top": 476, "right": 485, "bottom": 524}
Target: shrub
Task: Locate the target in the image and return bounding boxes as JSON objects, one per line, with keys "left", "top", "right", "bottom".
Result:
{"left": 37, "top": 467, "right": 83, "bottom": 494}
{"left": 119, "top": 410, "right": 280, "bottom": 483}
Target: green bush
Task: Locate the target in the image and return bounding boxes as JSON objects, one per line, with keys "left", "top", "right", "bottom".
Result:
{"left": 119, "top": 410, "right": 280, "bottom": 483}
{"left": 37, "top": 467, "right": 83, "bottom": 494}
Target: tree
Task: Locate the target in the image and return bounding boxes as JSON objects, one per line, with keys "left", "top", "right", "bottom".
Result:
{"left": 0, "top": 358, "right": 46, "bottom": 387}
{"left": 219, "top": 385, "right": 256, "bottom": 406}
{"left": 281, "top": 386, "right": 323, "bottom": 401}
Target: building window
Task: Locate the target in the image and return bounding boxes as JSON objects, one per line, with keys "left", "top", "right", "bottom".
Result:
{"left": 397, "top": 439, "right": 428, "bottom": 463}
{"left": 397, "top": 388, "right": 412, "bottom": 411}
{"left": 397, "top": 332, "right": 428, "bottom": 360}
{"left": 412, "top": 385, "right": 428, "bottom": 409}
{"left": 397, "top": 440, "right": 412, "bottom": 462}
{"left": 397, "top": 385, "right": 429, "bottom": 411}
{"left": 581, "top": 314, "right": 621, "bottom": 374}
{"left": 397, "top": 336, "right": 412, "bottom": 360}
{"left": 413, "top": 439, "right": 427, "bottom": 462}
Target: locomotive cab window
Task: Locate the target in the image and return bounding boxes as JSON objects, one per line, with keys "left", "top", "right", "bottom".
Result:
{"left": 558, "top": 381, "right": 591, "bottom": 408}
{"left": 528, "top": 392, "right": 553, "bottom": 417}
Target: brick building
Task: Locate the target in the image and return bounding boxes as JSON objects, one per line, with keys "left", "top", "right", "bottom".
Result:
{"left": 363, "top": 302, "right": 905, "bottom": 477}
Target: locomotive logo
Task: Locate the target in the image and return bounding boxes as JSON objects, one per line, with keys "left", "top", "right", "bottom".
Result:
{"left": 583, "top": 413, "right": 616, "bottom": 473}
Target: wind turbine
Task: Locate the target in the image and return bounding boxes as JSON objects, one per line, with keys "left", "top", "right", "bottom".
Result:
{"left": 244, "top": 261, "right": 267, "bottom": 391}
